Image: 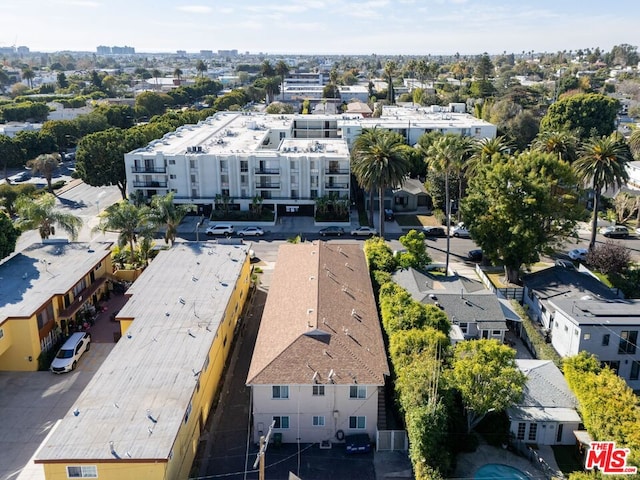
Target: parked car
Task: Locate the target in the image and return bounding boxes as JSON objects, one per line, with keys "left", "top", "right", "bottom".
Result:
{"left": 451, "top": 222, "right": 471, "bottom": 238}
{"left": 50, "top": 332, "right": 91, "bottom": 373}
{"left": 568, "top": 248, "right": 588, "bottom": 261}
{"left": 384, "top": 209, "right": 395, "bottom": 221}
{"left": 319, "top": 226, "right": 345, "bottom": 237}
{"left": 422, "top": 226, "right": 446, "bottom": 237}
{"left": 237, "top": 226, "right": 264, "bottom": 237}
{"left": 345, "top": 433, "right": 371, "bottom": 454}
{"left": 599, "top": 225, "right": 629, "bottom": 238}
{"left": 9, "top": 171, "right": 31, "bottom": 183}
{"left": 350, "top": 226, "right": 378, "bottom": 237}
{"left": 205, "top": 224, "right": 234, "bottom": 236}
{"left": 468, "top": 249, "right": 483, "bottom": 261}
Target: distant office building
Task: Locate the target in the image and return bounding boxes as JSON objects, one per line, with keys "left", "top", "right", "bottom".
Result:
{"left": 16, "top": 46, "right": 29, "bottom": 54}
{"left": 176, "top": 50, "right": 187, "bottom": 56}
{"left": 96, "top": 45, "right": 111, "bottom": 55}
{"left": 217, "top": 49, "right": 238, "bottom": 57}
{"left": 0, "top": 46, "right": 15, "bottom": 55}
{"left": 111, "top": 45, "right": 135, "bottom": 55}
{"left": 200, "top": 50, "right": 213, "bottom": 58}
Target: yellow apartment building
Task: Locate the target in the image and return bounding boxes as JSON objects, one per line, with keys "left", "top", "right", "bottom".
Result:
{"left": 0, "top": 242, "right": 113, "bottom": 371}
{"left": 35, "top": 242, "right": 252, "bottom": 480}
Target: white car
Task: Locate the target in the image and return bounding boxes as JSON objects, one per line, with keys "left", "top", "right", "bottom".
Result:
{"left": 451, "top": 222, "right": 471, "bottom": 238}
{"left": 205, "top": 224, "right": 234, "bottom": 236}
{"left": 50, "top": 332, "right": 91, "bottom": 373}
{"left": 350, "top": 226, "right": 378, "bottom": 237}
{"left": 237, "top": 226, "right": 264, "bottom": 237}
{"left": 568, "top": 248, "right": 588, "bottom": 261}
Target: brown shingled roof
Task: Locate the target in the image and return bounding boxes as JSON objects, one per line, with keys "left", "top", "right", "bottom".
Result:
{"left": 247, "top": 241, "right": 389, "bottom": 386}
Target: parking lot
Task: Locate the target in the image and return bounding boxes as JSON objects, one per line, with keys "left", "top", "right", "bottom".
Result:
{"left": 0, "top": 343, "right": 114, "bottom": 480}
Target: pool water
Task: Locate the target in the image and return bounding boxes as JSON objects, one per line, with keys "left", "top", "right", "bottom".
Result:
{"left": 474, "top": 463, "right": 531, "bottom": 480}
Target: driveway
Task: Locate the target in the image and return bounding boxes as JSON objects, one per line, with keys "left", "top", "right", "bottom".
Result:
{"left": 0, "top": 343, "right": 114, "bottom": 480}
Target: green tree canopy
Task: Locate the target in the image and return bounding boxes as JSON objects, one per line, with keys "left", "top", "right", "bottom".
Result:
{"left": 462, "top": 150, "right": 583, "bottom": 283}
{"left": 76, "top": 128, "right": 145, "bottom": 199}
{"left": 27, "top": 153, "right": 61, "bottom": 193}
{"left": 447, "top": 339, "right": 526, "bottom": 432}
{"left": 148, "top": 192, "right": 194, "bottom": 245}
{"left": 397, "top": 229, "right": 431, "bottom": 270}
{"left": 539, "top": 93, "right": 619, "bottom": 139}
{"left": 0, "top": 211, "right": 20, "bottom": 260}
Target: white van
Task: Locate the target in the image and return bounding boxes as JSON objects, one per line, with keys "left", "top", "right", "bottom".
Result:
{"left": 50, "top": 332, "right": 91, "bottom": 373}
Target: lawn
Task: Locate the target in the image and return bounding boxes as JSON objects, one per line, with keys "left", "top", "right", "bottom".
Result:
{"left": 395, "top": 213, "right": 440, "bottom": 227}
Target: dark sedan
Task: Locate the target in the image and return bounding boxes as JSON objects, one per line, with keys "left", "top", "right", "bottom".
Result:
{"left": 423, "top": 226, "right": 446, "bottom": 237}
{"left": 468, "top": 249, "right": 483, "bottom": 261}
{"left": 319, "top": 226, "right": 345, "bottom": 237}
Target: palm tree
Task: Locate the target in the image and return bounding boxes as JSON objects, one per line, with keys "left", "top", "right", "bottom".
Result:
{"left": 28, "top": 153, "right": 61, "bottom": 193}
{"left": 260, "top": 60, "right": 275, "bottom": 78}
{"left": 94, "top": 201, "right": 152, "bottom": 265}
{"left": 351, "top": 128, "right": 410, "bottom": 238}
{"left": 532, "top": 130, "right": 577, "bottom": 162}
{"left": 384, "top": 60, "right": 397, "bottom": 104}
{"left": 151, "top": 69, "right": 162, "bottom": 90}
{"left": 21, "top": 67, "right": 35, "bottom": 89}
{"left": 275, "top": 60, "right": 290, "bottom": 101}
{"left": 573, "top": 134, "right": 632, "bottom": 250}
{"left": 195, "top": 60, "right": 207, "bottom": 78}
{"left": 465, "top": 136, "right": 512, "bottom": 177}
{"left": 173, "top": 68, "right": 183, "bottom": 84}
{"left": 423, "top": 135, "right": 467, "bottom": 274}
{"left": 148, "top": 192, "right": 194, "bottom": 245}
{"left": 629, "top": 128, "right": 640, "bottom": 160}
{"left": 15, "top": 193, "right": 83, "bottom": 241}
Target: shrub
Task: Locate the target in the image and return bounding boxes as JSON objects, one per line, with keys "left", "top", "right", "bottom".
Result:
{"left": 586, "top": 240, "right": 631, "bottom": 276}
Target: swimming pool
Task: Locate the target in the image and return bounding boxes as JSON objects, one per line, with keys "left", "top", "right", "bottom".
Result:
{"left": 474, "top": 463, "right": 531, "bottom": 480}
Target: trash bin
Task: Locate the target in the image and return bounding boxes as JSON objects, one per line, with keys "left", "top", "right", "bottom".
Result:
{"left": 273, "top": 432, "right": 282, "bottom": 447}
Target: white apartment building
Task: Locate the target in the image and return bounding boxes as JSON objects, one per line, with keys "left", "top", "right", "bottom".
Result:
{"left": 124, "top": 107, "right": 496, "bottom": 216}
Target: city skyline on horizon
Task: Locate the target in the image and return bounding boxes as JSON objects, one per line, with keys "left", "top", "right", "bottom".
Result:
{"left": 0, "top": 0, "right": 638, "bottom": 57}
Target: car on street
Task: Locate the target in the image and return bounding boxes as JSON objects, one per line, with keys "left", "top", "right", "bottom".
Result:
{"left": 350, "top": 226, "right": 378, "bottom": 237}
{"left": 50, "top": 332, "right": 91, "bottom": 373}
{"left": 599, "top": 225, "right": 629, "bottom": 238}
{"left": 205, "top": 224, "right": 235, "bottom": 236}
{"left": 422, "top": 226, "right": 446, "bottom": 237}
{"left": 319, "top": 226, "right": 345, "bottom": 237}
{"left": 345, "top": 433, "right": 371, "bottom": 454}
{"left": 568, "top": 248, "right": 588, "bottom": 261}
{"left": 9, "top": 171, "right": 31, "bottom": 183}
{"left": 237, "top": 226, "right": 264, "bottom": 237}
{"left": 451, "top": 222, "right": 471, "bottom": 238}
{"left": 468, "top": 249, "right": 483, "bottom": 261}
{"left": 384, "top": 209, "right": 395, "bottom": 221}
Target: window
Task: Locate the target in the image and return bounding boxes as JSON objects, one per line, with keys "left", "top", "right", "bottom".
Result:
{"left": 528, "top": 423, "right": 538, "bottom": 441}
{"left": 517, "top": 423, "right": 526, "bottom": 440}
{"left": 273, "top": 416, "right": 289, "bottom": 429}
{"left": 272, "top": 385, "right": 289, "bottom": 399}
{"left": 240, "top": 161, "right": 248, "bottom": 173}
{"left": 602, "top": 334, "right": 610, "bottom": 346}
{"left": 312, "top": 385, "right": 325, "bottom": 396}
{"left": 0, "top": 328, "right": 3, "bottom": 339}
{"left": 312, "top": 416, "right": 325, "bottom": 427}
{"left": 492, "top": 330, "right": 501, "bottom": 336}
{"left": 168, "top": 159, "right": 175, "bottom": 165}
{"left": 630, "top": 361, "right": 640, "bottom": 381}
{"left": 169, "top": 174, "right": 176, "bottom": 179}
{"left": 349, "top": 416, "right": 366, "bottom": 429}
{"left": 583, "top": 333, "right": 591, "bottom": 340}
{"left": 66, "top": 466, "right": 97, "bottom": 478}
{"left": 349, "top": 385, "right": 366, "bottom": 399}
{"left": 36, "top": 303, "right": 54, "bottom": 330}
{"left": 459, "top": 323, "right": 468, "bottom": 334}
{"left": 602, "top": 360, "right": 620, "bottom": 374}
{"left": 618, "top": 331, "right": 638, "bottom": 354}
{"left": 184, "top": 400, "right": 192, "bottom": 424}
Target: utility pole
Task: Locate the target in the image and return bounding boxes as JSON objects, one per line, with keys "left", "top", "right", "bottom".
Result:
{"left": 253, "top": 421, "right": 275, "bottom": 480}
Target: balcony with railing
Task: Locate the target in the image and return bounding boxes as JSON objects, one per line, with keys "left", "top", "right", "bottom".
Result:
{"left": 255, "top": 168, "right": 281, "bottom": 175}
{"left": 325, "top": 182, "right": 349, "bottom": 189}
{"left": 255, "top": 182, "right": 281, "bottom": 189}
{"left": 325, "top": 168, "right": 350, "bottom": 175}
{"left": 131, "top": 166, "right": 166, "bottom": 174}
{"left": 133, "top": 180, "right": 168, "bottom": 188}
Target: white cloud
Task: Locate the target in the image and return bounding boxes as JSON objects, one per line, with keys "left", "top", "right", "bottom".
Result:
{"left": 53, "top": 0, "right": 101, "bottom": 7}
{"left": 176, "top": 5, "right": 213, "bottom": 14}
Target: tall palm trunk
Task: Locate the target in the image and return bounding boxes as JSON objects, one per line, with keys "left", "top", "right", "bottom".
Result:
{"left": 369, "top": 188, "right": 375, "bottom": 226}
{"left": 378, "top": 186, "right": 386, "bottom": 238}
{"left": 589, "top": 184, "right": 601, "bottom": 251}
{"left": 445, "top": 169, "right": 451, "bottom": 275}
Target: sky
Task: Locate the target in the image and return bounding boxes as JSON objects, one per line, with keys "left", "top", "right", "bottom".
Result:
{"left": 1, "top": 0, "right": 639, "bottom": 56}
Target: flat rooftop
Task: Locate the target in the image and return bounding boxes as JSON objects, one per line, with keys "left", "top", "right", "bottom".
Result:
{"left": 550, "top": 298, "right": 640, "bottom": 326}
{"left": 0, "top": 242, "right": 112, "bottom": 325}
{"left": 36, "top": 242, "right": 249, "bottom": 462}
